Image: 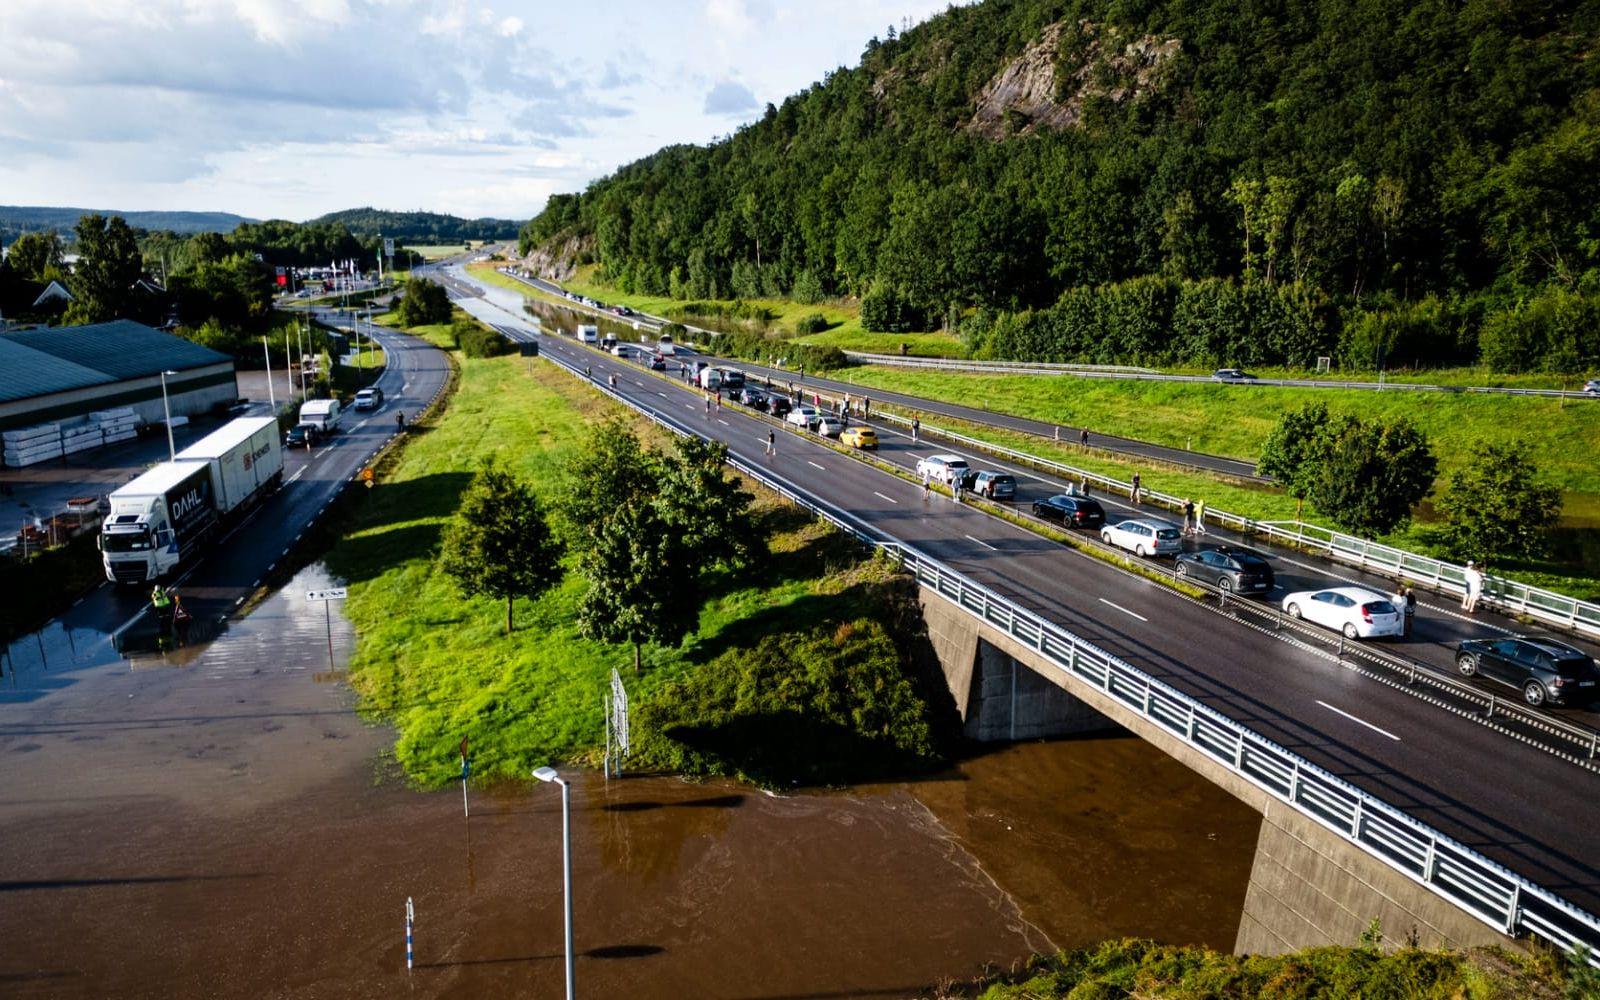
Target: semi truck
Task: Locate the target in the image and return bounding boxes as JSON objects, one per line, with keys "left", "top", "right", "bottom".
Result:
{"left": 101, "top": 417, "right": 285, "bottom": 585}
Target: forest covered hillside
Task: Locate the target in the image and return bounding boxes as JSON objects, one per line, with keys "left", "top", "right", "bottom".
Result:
{"left": 310, "top": 207, "right": 519, "bottom": 242}
{"left": 519, "top": 0, "right": 1600, "bottom": 373}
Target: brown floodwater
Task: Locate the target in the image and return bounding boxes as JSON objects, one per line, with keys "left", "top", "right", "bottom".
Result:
{"left": 0, "top": 565, "right": 1258, "bottom": 997}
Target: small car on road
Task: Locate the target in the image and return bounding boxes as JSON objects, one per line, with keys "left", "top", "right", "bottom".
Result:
{"left": 284, "top": 423, "right": 320, "bottom": 448}
{"left": 1174, "top": 547, "right": 1275, "bottom": 595}
{"left": 1031, "top": 494, "right": 1104, "bottom": 527}
{"left": 1455, "top": 636, "right": 1599, "bottom": 707}
{"left": 1281, "top": 586, "right": 1402, "bottom": 639}
{"left": 971, "top": 471, "right": 1016, "bottom": 500}
{"left": 738, "top": 386, "right": 769, "bottom": 410}
{"left": 353, "top": 387, "right": 384, "bottom": 411}
{"left": 786, "top": 405, "right": 820, "bottom": 430}
{"left": 1212, "top": 368, "right": 1256, "bottom": 381}
{"left": 915, "top": 454, "right": 970, "bottom": 485}
{"left": 814, "top": 415, "right": 844, "bottom": 438}
{"left": 1100, "top": 518, "right": 1181, "bottom": 556}
{"left": 839, "top": 426, "right": 878, "bottom": 449}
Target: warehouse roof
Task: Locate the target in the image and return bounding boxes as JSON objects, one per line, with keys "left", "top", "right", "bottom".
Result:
{"left": 2, "top": 320, "right": 231, "bottom": 383}
{"left": 0, "top": 337, "right": 116, "bottom": 403}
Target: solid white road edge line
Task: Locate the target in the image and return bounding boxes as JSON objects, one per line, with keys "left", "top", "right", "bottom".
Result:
{"left": 965, "top": 534, "right": 998, "bottom": 551}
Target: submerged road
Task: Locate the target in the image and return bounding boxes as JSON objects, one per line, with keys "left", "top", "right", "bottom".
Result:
{"left": 446, "top": 262, "right": 1600, "bottom": 921}
{"left": 2, "top": 323, "right": 450, "bottom": 670}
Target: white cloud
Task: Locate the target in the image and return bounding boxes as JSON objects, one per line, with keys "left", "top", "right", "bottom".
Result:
{"left": 0, "top": 0, "right": 962, "bottom": 219}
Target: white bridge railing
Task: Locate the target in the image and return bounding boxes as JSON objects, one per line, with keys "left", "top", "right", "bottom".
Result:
{"left": 527, "top": 337, "right": 1600, "bottom": 963}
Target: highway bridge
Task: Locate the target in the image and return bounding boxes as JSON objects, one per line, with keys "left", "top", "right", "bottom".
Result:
{"left": 442, "top": 262, "right": 1600, "bottom": 961}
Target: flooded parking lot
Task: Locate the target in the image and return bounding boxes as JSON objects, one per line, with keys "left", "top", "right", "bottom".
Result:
{"left": 0, "top": 565, "right": 1257, "bottom": 997}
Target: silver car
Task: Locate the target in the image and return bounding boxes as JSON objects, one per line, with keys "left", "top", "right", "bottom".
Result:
{"left": 1100, "top": 518, "right": 1182, "bottom": 557}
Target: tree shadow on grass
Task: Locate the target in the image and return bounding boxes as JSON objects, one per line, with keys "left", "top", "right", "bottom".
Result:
{"left": 323, "top": 522, "right": 446, "bottom": 584}
{"left": 352, "top": 471, "right": 474, "bottom": 532}
{"left": 682, "top": 582, "right": 882, "bottom": 666}
{"left": 697, "top": 501, "right": 875, "bottom": 603}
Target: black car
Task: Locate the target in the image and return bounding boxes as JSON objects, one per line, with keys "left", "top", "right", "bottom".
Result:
{"left": 284, "top": 423, "right": 320, "bottom": 448}
{"left": 738, "top": 386, "right": 770, "bottom": 410}
{"left": 1174, "top": 547, "right": 1275, "bottom": 595}
{"left": 1030, "top": 494, "right": 1105, "bottom": 528}
{"left": 1456, "top": 636, "right": 1600, "bottom": 707}
{"left": 645, "top": 354, "right": 667, "bottom": 370}
{"left": 767, "top": 395, "right": 793, "bottom": 418}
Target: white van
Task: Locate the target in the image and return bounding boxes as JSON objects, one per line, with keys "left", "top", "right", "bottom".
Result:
{"left": 577, "top": 324, "right": 599, "bottom": 344}
{"left": 657, "top": 332, "right": 676, "bottom": 356}
{"left": 298, "top": 398, "right": 342, "bottom": 435}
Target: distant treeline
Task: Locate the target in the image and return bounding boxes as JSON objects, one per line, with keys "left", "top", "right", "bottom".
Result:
{"left": 521, "top": 0, "right": 1600, "bottom": 373}
{"left": 307, "top": 207, "right": 520, "bottom": 243}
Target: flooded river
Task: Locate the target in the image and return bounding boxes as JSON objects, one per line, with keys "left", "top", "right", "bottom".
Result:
{"left": 0, "top": 566, "right": 1258, "bottom": 997}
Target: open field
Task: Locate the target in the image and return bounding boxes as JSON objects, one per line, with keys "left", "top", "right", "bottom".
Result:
{"left": 407, "top": 241, "right": 491, "bottom": 260}
{"left": 336, "top": 310, "right": 936, "bottom": 786}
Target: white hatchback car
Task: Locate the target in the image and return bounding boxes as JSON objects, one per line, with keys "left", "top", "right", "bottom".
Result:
{"left": 1281, "top": 586, "right": 1403, "bottom": 639}
{"left": 915, "top": 454, "right": 970, "bottom": 485}
{"left": 786, "top": 405, "right": 819, "bottom": 429}
{"left": 1100, "top": 518, "right": 1182, "bottom": 557}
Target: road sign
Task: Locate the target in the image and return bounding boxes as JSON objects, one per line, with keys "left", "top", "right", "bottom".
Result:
{"left": 361, "top": 468, "right": 374, "bottom": 481}
{"left": 306, "top": 588, "right": 348, "bottom": 601}
{"left": 383, "top": 237, "right": 395, "bottom": 258}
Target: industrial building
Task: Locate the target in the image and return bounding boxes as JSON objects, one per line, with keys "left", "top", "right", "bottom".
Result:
{"left": 0, "top": 320, "right": 236, "bottom": 434}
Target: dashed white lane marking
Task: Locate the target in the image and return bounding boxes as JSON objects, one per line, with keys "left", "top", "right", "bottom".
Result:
{"left": 1098, "top": 598, "right": 1149, "bottom": 623}
{"left": 717, "top": 419, "right": 729, "bottom": 426}
{"left": 965, "top": 534, "right": 998, "bottom": 551}
{"left": 1317, "top": 700, "right": 1402, "bottom": 741}
{"left": 657, "top": 392, "right": 667, "bottom": 397}
{"left": 874, "top": 491, "right": 898, "bottom": 504}
{"left": 807, "top": 461, "right": 826, "bottom": 471}
{"left": 287, "top": 468, "right": 307, "bottom": 484}
{"left": 316, "top": 446, "right": 334, "bottom": 458}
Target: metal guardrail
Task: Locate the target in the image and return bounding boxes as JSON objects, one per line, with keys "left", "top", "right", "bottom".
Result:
{"left": 842, "top": 352, "right": 1599, "bottom": 399}
{"left": 842, "top": 352, "right": 1159, "bottom": 375}
{"left": 530, "top": 339, "right": 1600, "bottom": 962}
{"left": 849, "top": 408, "right": 1600, "bottom": 642}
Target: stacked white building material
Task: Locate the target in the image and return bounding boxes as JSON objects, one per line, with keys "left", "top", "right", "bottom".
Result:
{"left": 61, "top": 423, "right": 105, "bottom": 456}
{"left": 91, "top": 408, "right": 140, "bottom": 445}
{"left": 2, "top": 423, "right": 63, "bottom": 467}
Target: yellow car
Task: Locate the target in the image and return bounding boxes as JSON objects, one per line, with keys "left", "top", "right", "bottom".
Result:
{"left": 839, "top": 426, "right": 878, "bottom": 450}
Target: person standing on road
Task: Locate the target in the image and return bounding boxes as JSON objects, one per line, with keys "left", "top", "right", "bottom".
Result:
{"left": 1195, "top": 498, "right": 1207, "bottom": 535}
{"left": 952, "top": 475, "right": 963, "bottom": 504}
{"left": 922, "top": 473, "right": 931, "bottom": 502}
{"left": 911, "top": 417, "right": 920, "bottom": 442}
{"left": 715, "top": 390, "right": 722, "bottom": 413}
{"left": 396, "top": 411, "right": 406, "bottom": 431}
{"left": 705, "top": 393, "right": 713, "bottom": 416}
{"left": 1079, "top": 473, "right": 1090, "bottom": 496}
{"left": 172, "top": 593, "right": 193, "bottom": 646}
{"left": 1181, "top": 498, "right": 1195, "bottom": 534}
{"left": 766, "top": 428, "right": 776, "bottom": 456}
{"left": 1401, "top": 586, "right": 1416, "bottom": 637}
{"left": 1462, "top": 560, "right": 1484, "bottom": 613}
{"left": 1130, "top": 472, "right": 1142, "bottom": 505}
{"left": 1080, "top": 428, "right": 1090, "bottom": 447}
{"left": 863, "top": 396, "right": 871, "bottom": 418}
{"left": 150, "top": 584, "right": 173, "bottom": 636}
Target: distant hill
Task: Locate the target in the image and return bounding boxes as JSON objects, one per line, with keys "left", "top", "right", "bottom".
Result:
{"left": 306, "top": 208, "right": 520, "bottom": 243}
{"left": 0, "top": 206, "right": 253, "bottom": 241}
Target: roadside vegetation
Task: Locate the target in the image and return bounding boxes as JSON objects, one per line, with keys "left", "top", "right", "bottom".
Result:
{"left": 328, "top": 310, "right": 950, "bottom": 787}
{"left": 945, "top": 937, "right": 1588, "bottom": 999}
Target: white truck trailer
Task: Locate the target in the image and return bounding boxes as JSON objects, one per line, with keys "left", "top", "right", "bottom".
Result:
{"left": 100, "top": 417, "right": 285, "bottom": 585}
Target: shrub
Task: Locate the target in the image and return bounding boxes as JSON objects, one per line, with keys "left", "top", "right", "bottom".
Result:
{"left": 455, "top": 320, "right": 509, "bottom": 358}
{"left": 790, "top": 269, "right": 825, "bottom": 304}
{"left": 793, "top": 313, "right": 829, "bottom": 335}
{"left": 861, "top": 283, "right": 928, "bottom": 332}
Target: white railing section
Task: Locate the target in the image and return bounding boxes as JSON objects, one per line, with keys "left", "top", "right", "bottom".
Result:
{"left": 529, "top": 340, "right": 1600, "bottom": 962}
{"left": 842, "top": 352, "right": 1160, "bottom": 375}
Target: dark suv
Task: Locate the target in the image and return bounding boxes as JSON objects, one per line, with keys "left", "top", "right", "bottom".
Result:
{"left": 738, "top": 386, "right": 770, "bottom": 410}
{"left": 1031, "top": 494, "right": 1105, "bottom": 528}
{"left": 1174, "top": 547, "right": 1275, "bottom": 596}
{"left": 1456, "top": 637, "right": 1600, "bottom": 707}
{"left": 767, "top": 395, "right": 793, "bottom": 419}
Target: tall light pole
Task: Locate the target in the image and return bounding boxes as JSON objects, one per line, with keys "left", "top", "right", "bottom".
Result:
{"left": 531, "top": 766, "right": 574, "bottom": 1000}
{"left": 159, "top": 369, "right": 178, "bottom": 460}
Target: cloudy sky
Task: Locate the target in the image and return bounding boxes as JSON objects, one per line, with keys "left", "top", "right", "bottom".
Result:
{"left": 0, "top": 1, "right": 956, "bottom": 223}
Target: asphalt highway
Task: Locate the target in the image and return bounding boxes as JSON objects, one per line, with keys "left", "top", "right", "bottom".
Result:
{"left": 6, "top": 323, "right": 449, "bottom": 666}
{"left": 446, "top": 262, "right": 1600, "bottom": 919}
{"left": 493, "top": 268, "right": 1266, "bottom": 480}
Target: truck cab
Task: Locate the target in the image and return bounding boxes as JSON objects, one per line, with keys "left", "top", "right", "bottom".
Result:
{"left": 101, "top": 461, "right": 215, "bottom": 584}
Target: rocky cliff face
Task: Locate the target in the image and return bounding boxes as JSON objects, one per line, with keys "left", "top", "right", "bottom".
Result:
{"left": 523, "top": 233, "right": 591, "bottom": 281}
{"left": 968, "top": 20, "right": 1181, "bottom": 139}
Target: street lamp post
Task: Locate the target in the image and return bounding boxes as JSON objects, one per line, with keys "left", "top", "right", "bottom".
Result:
{"left": 531, "top": 765, "right": 574, "bottom": 1000}
{"left": 158, "top": 369, "right": 178, "bottom": 460}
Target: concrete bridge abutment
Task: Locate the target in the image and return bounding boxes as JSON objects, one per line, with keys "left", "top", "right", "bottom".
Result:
{"left": 916, "top": 585, "right": 1519, "bottom": 957}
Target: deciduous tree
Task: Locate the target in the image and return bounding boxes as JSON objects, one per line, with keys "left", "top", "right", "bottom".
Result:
{"left": 65, "top": 214, "right": 142, "bottom": 325}
{"left": 1435, "top": 442, "right": 1562, "bottom": 561}
{"left": 440, "top": 464, "right": 564, "bottom": 633}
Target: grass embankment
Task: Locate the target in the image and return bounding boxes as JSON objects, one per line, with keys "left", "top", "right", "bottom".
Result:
{"left": 832, "top": 368, "right": 1600, "bottom": 599}
{"left": 554, "top": 264, "right": 968, "bottom": 357}
{"left": 951, "top": 938, "right": 1581, "bottom": 999}
{"left": 328, "top": 312, "right": 950, "bottom": 787}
